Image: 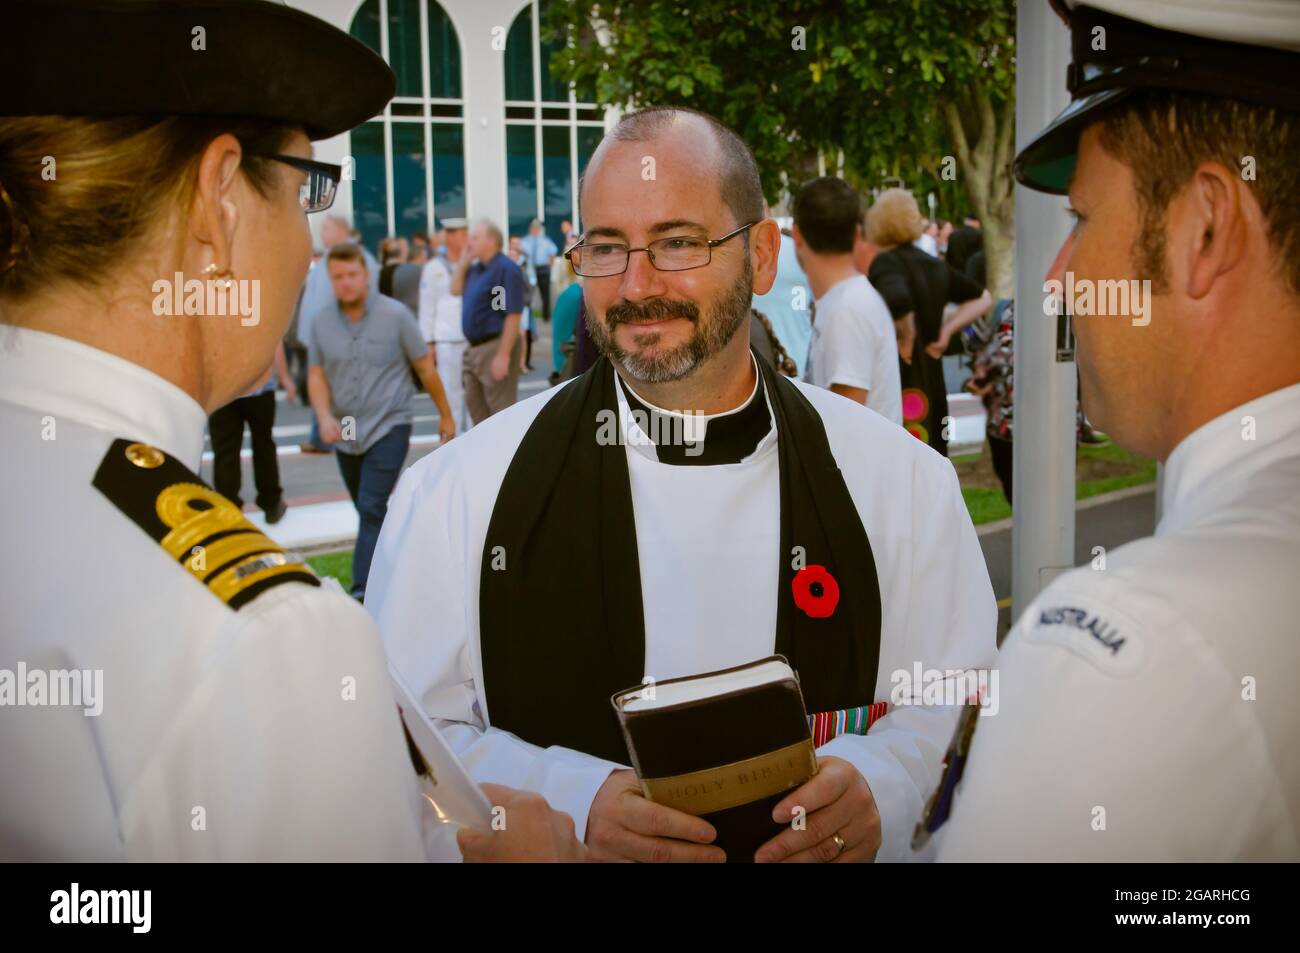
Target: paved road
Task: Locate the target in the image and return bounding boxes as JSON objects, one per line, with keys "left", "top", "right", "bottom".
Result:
{"left": 199, "top": 327, "right": 556, "bottom": 500}
{"left": 979, "top": 484, "right": 1157, "bottom": 638}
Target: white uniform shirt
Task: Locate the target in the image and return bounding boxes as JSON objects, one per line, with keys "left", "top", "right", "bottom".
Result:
{"left": 805, "top": 274, "right": 904, "bottom": 425}
{"left": 938, "top": 384, "right": 1300, "bottom": 861}
{"left": 418, "top": 256, "right": 465, "bottom": 345}
{"left": 0, "top": 327, "right": 441, "bottom": 861}
{"left": 368, "top": 366, "right": 997, "bottom": 860}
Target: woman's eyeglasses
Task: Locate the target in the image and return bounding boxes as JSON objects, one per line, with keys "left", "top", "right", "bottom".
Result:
{"left": 249, "top": 153, "right": 342, "bottom": 213}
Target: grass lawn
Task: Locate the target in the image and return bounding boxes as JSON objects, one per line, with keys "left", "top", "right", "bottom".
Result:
{"left": 306, "top": 550, "right": 353, "bottom": 592}
{"left": 954, "top": 440, "right": 1157, "bottom": 525}
{"left": 305, "top": 441, "right": 1158, "bottom": 580}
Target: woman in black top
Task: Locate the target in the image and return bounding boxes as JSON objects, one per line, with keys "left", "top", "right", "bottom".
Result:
{"left": 866, "top": 189, "right": 992, "bottom": 455}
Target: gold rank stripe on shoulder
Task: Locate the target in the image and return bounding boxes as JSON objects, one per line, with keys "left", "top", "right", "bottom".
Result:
{"left": 92, "top": 439, "right": 320, "bottom": 610}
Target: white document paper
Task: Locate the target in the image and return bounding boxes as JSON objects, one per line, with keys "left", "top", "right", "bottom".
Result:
{"left": 389, "top": 663, "right": 495, "bottom": 829}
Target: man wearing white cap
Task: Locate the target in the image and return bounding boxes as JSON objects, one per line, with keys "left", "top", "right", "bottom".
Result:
{"left": 928, "top": 0, "right": 1300, "bottom": 860}
{"left": 418, "top": 217, "right": 471, "bottom": 434}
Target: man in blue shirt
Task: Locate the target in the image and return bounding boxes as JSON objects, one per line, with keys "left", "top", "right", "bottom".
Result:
{"left": 520, "top": 218, "right": 558, "bottom": 321}
{"left": 451, "top": 219, "right": 527, "bottom": 423}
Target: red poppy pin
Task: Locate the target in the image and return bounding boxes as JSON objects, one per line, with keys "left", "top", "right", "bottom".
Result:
{"left": 792, "top": 565, "right": 839, "bottom": 619}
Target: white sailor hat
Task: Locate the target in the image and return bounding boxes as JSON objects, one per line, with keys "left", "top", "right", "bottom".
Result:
{"left": 440, "top": 217, "right": 468, "bottom": 230}
{"left": 1014, "top": 0, "right": 1300, "bottom": 194}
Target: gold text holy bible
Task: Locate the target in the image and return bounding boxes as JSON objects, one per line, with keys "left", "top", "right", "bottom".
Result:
{"left": 611, "top": 656, "right": 818, "bottom": 862}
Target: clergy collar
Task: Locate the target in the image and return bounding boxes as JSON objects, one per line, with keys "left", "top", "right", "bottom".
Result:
{"left": 0, "top": 325, "right": 209, "bottom": 471}
{"left": 1158, "top": 382, "right": 1300, "bottom": 537}
{"left": 613, "top": 353, "right": 776, "bottom": 466}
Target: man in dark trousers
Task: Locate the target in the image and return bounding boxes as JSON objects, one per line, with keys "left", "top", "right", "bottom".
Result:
{"left": 207, "top": 342, "right": 295, "bottom": 523}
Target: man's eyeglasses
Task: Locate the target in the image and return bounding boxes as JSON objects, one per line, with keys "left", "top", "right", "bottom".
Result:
{"left": 250, "top": 153, "right": 342, "bottom": 213}
{"left": 564, "top": 221, "right": 757, "bottom": 278}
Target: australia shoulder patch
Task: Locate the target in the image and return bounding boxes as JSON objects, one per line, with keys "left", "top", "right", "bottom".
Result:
{"left": 1024, "top": 593, "right": 1147, "bottom": 677}
{"left": 92, "top": 439, "right": 319, "bottom": 610}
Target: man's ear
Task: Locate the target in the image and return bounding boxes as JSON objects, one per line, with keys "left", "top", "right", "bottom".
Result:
{"left": 1182, "top": 161, "right": 1247, "bottom": 301}
{"left": 189, "top": 133, "right": 244, "bottom": 274}
{"left": 751, "top": 218, "right": 782, "bottom": 296}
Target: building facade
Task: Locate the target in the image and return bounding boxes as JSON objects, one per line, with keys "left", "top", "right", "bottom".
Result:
{"left": 294, "top": 0, "right": 614, "bottom": 253}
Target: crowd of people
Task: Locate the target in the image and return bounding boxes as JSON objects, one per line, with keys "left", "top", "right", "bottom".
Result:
{"left": 205, "top": 172, "right": 1010, "bottom": 593}
{"left": 203, "top": 211, "right": 592, "bottom": 600}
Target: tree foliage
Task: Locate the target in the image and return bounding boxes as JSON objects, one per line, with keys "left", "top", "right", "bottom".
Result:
{"left": 545, "top": 0, "right": 1018, "bottom": 296}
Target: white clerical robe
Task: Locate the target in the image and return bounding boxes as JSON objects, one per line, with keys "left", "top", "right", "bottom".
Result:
{"left": 367, "top": 370, "right": 998, "bottom": 861}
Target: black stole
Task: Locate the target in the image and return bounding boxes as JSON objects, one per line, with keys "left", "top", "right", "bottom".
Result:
{"left": 479, "top": 352, "right": 882, "bottom": 764}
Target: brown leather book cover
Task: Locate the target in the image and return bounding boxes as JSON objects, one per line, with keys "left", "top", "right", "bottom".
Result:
{"left": 611, "top": 656, "right": 817, "bottom": 863}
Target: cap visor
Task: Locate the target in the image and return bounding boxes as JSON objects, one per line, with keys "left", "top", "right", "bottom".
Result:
{"left": 1013, "top": 88, "right": 1131, "bottom": 194}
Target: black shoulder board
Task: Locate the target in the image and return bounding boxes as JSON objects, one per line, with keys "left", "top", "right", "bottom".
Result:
{"left": 92, "top": 438, "right": 320, "bottom": 610}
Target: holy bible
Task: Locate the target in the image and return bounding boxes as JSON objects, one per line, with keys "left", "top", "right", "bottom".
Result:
{"left": 611, "top": 656, "right": 818, "bottom": 863}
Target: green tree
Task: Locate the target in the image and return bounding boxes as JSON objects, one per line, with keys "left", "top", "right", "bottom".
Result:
{"left": 545, "top": 0, "right": 1016, "bottom": 299}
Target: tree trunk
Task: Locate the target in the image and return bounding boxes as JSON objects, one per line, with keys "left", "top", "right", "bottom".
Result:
{"left": 941, "top": 87, "right": 1015, "bottom": 302}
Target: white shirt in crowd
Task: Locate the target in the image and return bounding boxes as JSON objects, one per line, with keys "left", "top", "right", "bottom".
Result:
{"left": 417, "top": 254, "right": 465, "bottom": 344}
{"left": 0, "top": 327, "right": 454, "bottom": 861}
{"left": 805, "top": 273, "right": 903, "bottom": 426}
{"left": 368, "top": 363, "right": 997, "bottom": 861}
{"left": 913, "top": 233, "right": 939, "bottom": 257}
{"left": 939, "top": 384, "right": 1300, "bottom": 861}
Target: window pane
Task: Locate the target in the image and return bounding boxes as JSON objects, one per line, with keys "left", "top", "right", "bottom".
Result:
{"left": 538, "top": 0, "right": 568, "bottom": 103}
{"left": 431, "top": 125, "right": 467, "bottom": 220}
{"left": 577, "top": 126, "right": 603, "bottom": 176}
{"left": 504, "top": 9, "right": 533, "bottom": 101}
{"left": 351, "top": 122, "right": 388, "bottom": 255}
{"left": 506, "top": 124, "right": 537, "bottom": 240}
{"left": 428, "top": 1, "right": 462, "bottom": 99}
{"left": 349, "top": 0, "right": 381, "bottom": 55}
{"left": 392, "top": 122, "right": 428, "bottom": 239}
{"left": 542, "top": 125, "right": 571, "bottom": 247}
{"left": 388, "top": 0, "right": 423, "bottom": 97}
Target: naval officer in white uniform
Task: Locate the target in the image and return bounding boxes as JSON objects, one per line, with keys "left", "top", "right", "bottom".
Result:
{"left": 369, "top": 106, "right": 998, "bottom": 863}
{"left": 418, "top": 217, "right": 471, "bottom": 434}
{"left": 934, "top": 0, "right": 1300, "bottom": 861}
{"left": 0, "top": 0, "right": 577, "bottom": 862}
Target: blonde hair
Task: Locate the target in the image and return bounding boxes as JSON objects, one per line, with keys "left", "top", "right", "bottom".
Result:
{"left": 0, "top": 116, "right": 291, "bottom": 303}
{"left": 865, "top": 188, "right": 926, "bottom": 247}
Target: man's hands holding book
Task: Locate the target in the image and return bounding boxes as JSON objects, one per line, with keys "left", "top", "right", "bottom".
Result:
{"left": 585, "top": 770, "right": 727, "bottom": 863}
{"left": 755, "top": 756, "right": 881, "bottom": 863}
{"left": 584, "top": 758, "right": 879, "bottom": 862}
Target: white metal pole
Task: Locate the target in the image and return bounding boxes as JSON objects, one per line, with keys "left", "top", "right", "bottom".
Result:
{"left": 1012, "top": 0, "right": 1078, "bottom": 616}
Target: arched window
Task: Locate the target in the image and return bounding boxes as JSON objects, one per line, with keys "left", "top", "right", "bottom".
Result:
{"left": 503, "top": 0, "right": 604, "bottom": 249}
{"left": 348, "top": 0, "right": 466, "bottom": 254}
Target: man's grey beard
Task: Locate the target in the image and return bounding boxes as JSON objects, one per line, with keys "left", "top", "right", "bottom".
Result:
{"left": 586, "top": 258, "right": 753, "bottom": 384}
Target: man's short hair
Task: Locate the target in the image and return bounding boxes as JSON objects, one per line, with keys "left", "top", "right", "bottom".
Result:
{"left": 474, "top": 218, "right": 504, "bottom": 249}
{"left": 580, "top": 106, "right": 765, "bottom": 233}
{"left": 792, "top": 177, "right": 861, "bottom": 254}
{"left": 326, "top": 242, "right": 367, "bottom": 268}
{"left": 1098, "top": 89, "right": 1299, "bottom": 295}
